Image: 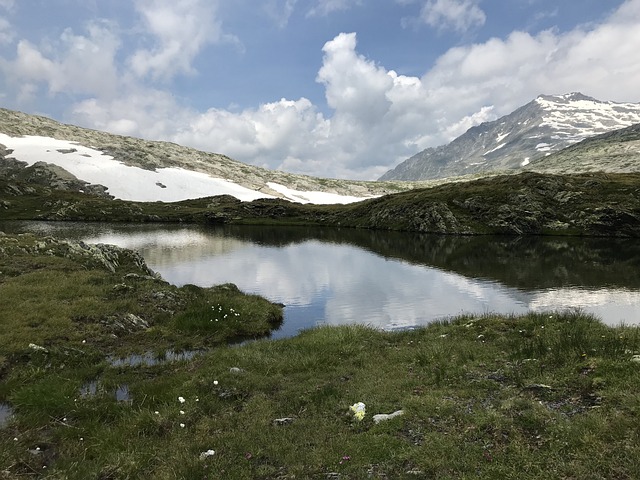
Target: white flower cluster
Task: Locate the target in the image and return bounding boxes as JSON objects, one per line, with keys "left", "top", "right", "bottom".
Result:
{"left": 209, "top": 304, "right": 241, "bottom": 323}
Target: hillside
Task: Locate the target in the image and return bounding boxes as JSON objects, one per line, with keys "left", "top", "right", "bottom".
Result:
{"left": 0, "top": 108, "right": 413, "bottom": 204}
{"left": 527, "top": 122, "right": 640, "bottom": 175}
{"left": 2, "top": 170, "right": 639, "bottom": 237}
{"left": 380, "top": 93, "right": 640, "bottom": 181}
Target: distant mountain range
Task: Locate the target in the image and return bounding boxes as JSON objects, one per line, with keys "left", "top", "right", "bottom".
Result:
{"left": 379, "top": 93, "right": 640, "bottom": 181}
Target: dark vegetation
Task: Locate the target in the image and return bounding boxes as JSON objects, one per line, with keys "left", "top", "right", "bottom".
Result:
{"left": 2, "top": 171, "right": 639, "bottom": 237}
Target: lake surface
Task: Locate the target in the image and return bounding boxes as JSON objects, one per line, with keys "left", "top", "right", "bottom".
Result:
{"left": 3, "top": 221, "right": 640, "bottom": 338}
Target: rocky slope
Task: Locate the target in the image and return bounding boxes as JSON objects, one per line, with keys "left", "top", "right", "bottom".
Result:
{"left": 527, "top": 122, "right": 640, "bottom": 175}
{"left": 380, "top": 93, "right": 640, "bottom": 181}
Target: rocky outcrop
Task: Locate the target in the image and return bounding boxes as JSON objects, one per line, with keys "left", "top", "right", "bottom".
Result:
{"left": 0, "top": 147, "right": 112, "bottom": 198}
{"left": 343, "top": 172, "right": 640, "bottom": 237}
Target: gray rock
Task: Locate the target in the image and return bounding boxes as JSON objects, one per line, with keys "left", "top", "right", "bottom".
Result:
{"left": 372, "top": 409, "right": 405, "bottom": 424}
{"left": 272, "top": 417, "right": 295, "bottom": 426}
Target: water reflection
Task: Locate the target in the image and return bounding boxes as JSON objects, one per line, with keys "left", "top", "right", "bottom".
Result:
{"left": 78, "top": 381, "right": 131, "bottom": 402}
{"left": 2, "top": 221, "right": 639, "bottom": 337}
{"left": 0, "top": 403, "right": 14, "bottom": 428}
{"left": 108, "top": 350, "right": 201, "bottom": 367}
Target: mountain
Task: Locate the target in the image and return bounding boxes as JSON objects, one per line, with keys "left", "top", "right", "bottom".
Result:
{"left": 0, "top": 108, "right": 407, "bottom": 205}
{"left": 379, "top": 93, "right": 640, "bottom": 181}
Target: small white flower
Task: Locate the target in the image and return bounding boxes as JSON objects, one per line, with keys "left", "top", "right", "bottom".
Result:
{"left": 180, "top": 410, "right": 185, "bottom": 415}
{"left": 13, "top": 437, "right": 18, "bottom": 441}
{"left": 200, "top": 449, "right": 215, "bottom": 459}
{"left": 213, "top": 380, "right": 219, "bottom": 385}
{"left": 178, "top": 396, "right": 186, "bottom": 403}
{"left": 80, "top": 437, "right": 84, "bottom": 441}
{"left": 180, "top": 423, "right": 186, "bottom": 428}
{"left": 154, "top": 411, "right": 160, "bottom": 415}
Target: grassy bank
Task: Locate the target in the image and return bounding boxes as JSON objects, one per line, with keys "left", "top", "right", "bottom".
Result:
{"left": 2, "top": 171, "right": 640, "bottom": 236}
{"left": 1, "top": 231, "right": 640, "bottom": 478}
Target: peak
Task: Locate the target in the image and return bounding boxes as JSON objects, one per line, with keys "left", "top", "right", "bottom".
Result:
{"left": 536, "top": 92, "right": 599, "bottom": 103}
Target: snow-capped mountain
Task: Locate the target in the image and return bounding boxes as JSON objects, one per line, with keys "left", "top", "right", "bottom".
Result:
{"left": 0, "top": 108, "right": 399, "bottom": 205}
{"left": 379, "top": 93, "right": 640, "bottom": 181}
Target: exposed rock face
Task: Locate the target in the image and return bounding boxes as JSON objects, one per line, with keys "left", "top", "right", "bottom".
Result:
{"left": 0, "top": 145, "right": 112, "bottom": 198}
{"left": 345, "top": 172, "right": 640, "bottom": 237}
{"left": 380, "top": 93, "right": 640, "bottom": 181}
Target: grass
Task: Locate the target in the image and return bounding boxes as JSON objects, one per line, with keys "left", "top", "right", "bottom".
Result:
{"left": 2, "top": 314, "right": 640, "bottom": 478}
{"left": 1, "top": 231, "right": 640, "bottom": 478}
{"left": 2, "top": 171, "right": 640, "bottom": 236}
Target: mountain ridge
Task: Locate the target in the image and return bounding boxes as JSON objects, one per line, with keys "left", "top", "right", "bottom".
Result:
{"left": 0, "top": 108, "right": 413, "bottom": 204}
{"left": 379, "top": 93, "right": 640, "bottom": 181}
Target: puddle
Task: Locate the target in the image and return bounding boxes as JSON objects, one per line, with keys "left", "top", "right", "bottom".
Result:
{"left": 115, "top": 385, "right": 130, "bottom": 402}
{"left": 79, "top": 381, "right": 131, "bottom": 402}
{"left": 0, "top": 403, "right": 14, "bottom": 428}
{"left": 108, "top": 349, "right": 201, "bottom": 367}
{"left": 80, "top": 381, "right": 98, "bottom": 397}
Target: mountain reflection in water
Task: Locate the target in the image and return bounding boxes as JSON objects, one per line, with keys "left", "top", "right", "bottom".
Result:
{"left": 4, "top": 221, "right": 640, "bottom": 338}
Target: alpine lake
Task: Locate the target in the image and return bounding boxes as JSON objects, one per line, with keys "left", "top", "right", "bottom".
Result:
{"left": 3, "top": 220, "right": 639, "bottom": 337}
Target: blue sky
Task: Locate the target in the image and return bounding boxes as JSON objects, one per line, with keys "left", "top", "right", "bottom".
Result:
{"left": 0, "top": 0, "right": 638, "bottom": 179}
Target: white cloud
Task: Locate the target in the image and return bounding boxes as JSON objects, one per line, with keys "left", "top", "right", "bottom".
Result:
{"left": 265, "top": 0, "right": 298, "bottom": 28}
{"left": 0, "top": 16, "right": 12, "bottom": 44}
{"left": 317, "top": 33, "right": 393, "bottom": 123}
{"left": 4, "top": 21, "right": 121, "bottom": 99}
{"left": 418, "top": 0, "right": 486, "bottom": 32}
{"left": 129, "top": 0, "right": 240, "bottom": 81}
{"left": 307, "top": 0, "right": 362, "bottom": 17}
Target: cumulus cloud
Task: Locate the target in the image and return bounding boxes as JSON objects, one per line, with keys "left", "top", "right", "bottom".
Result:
{"left": 129, "top": 0, "right": 240, "bottom": 81}
{"left": 417, "top": 0, "right": 486, "bottom": 32}
{"left": 4, "top": 21, "right": 121, "bottom": 100}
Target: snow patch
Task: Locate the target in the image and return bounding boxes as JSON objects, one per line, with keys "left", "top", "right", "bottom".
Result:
{"left": 536, "top": 143, "right": 552, "bottom": 152}
{"left": 483, "top": 143, "right": 506, "bottom": 156}
{"left": 267, "top": 182, "right": 374, "bottom": 204}
{"left": 0, "top": 134, "right": 372, "bottom": 205}
{"left": 495, "top": 132, "right": 509, "bottom": 143}
{"left": 521, "top": 157, "right": 530, "bottom": 167}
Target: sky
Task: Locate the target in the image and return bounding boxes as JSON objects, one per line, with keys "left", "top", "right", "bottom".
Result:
{"left": 0, "top": 0, "right": 639, "bottom": 180}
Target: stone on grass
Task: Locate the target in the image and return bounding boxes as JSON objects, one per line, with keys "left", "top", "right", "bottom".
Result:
{"left": 272, "top": 417, "right": 295, "bottom": 426}
{"left": 373, "top": 410, "right": 405, "bottom": 424}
